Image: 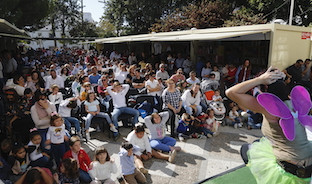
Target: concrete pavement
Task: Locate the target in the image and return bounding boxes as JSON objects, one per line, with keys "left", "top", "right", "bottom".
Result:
{"left": 82, "top": 125, "right": 262, "bottom": 184}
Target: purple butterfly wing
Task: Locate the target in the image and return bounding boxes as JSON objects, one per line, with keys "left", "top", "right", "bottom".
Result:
{"left": 279, "top": 118, "right": 295, "bottom": 141}
{"left": 290, "top": 86, "right": 312, "bottom": 127}
{"left": 257, "top": 93, "right": 295, "bottom": 141}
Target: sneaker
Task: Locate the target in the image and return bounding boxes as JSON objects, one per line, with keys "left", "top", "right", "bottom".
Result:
{"left": 113, "top": 132, "right": 120, "bottom": 141}
{"left": 238, "top": 123, "right": 243, "bottom": 128}
{"left": 234, "top": 123, "right": 238, "bottom": 129}
{"left": 213, "top": 132, "right": 220, "bottom": 137}
{"left": 198, "top": 134, "right": 207, "bottom": 139}
{"left": 78, "top": 132, "right": 82, "bottom": 138}
{"left": 168, "top": 149, "right": 177, "bottom": 163}
{"left": 96, "top": 125, "right": 101, "bottom": 132}
{"left": 139, "top": 167, "right": 148, "bottom": 174}
{"left": 178, "top": 136, "right": 184, "bottom": 141}
{"left": 110, "top": 126, "right": 118, "bottom": 133}
{"left": 174, "top": 146, "right": 181, "bottom": 152}
{"left": 86, "top": 132, "right": 90, "bottom": 141}
{"left": 207, "top": 134, "right": 213, "bottom": 138}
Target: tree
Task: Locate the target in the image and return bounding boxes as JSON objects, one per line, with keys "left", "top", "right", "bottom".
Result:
{"left": 150, "top": 0, "right": 231, "bottom": 32}
{"left": 69, "top": 21, "right": 98, "bottom": 37}
{"left": 96, "top": 18, "right": 117, "bottom": 38}
{"left": 224, "top": 6, "right": 267, "bottom": 27}
{"left": 104, "top": 0, "right": 198, "bottom": 35}
{"left": 248, "top": 0, "right": 312, "bottom": 26}
{"left": 0, "top": 0, "right": 49, "bottom": 30}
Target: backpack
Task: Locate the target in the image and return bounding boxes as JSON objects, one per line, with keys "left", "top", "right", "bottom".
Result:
{"left": 136, "top": 101, "right": 153, "bottom": 118}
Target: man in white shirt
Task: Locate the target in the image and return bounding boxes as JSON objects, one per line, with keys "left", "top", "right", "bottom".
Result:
{"left": 186, "top": 71, "right": 200, "bottom": 86}
{"left": 145, "top": 72, "right": 162, "bottom": 96}
{"left": 156, "top": 64, "right": 169, "bottom": 81}
{"left": 182, "top": 56, "right": 192, "bottom": 74}
{"left": 107, "top": 82, "right": 140, "bottom": 132}
{"left": 45, "top": 70, "right": 64, "bottom": 91}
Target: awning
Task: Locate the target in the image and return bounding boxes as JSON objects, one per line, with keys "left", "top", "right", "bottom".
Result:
{"left": 0, "top": 19, "right": 30, "bottom": 39}
{"left": 150, "top": 30, "right": 270, "bottom": 41}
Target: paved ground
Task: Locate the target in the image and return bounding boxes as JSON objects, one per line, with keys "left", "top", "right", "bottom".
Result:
{"left": 82, "top": 123, "right": 263, "bottom": 184}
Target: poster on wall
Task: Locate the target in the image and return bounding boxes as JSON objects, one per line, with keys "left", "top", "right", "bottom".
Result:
{"left": 301, "top": 32, "right": 311, "bottom": 40}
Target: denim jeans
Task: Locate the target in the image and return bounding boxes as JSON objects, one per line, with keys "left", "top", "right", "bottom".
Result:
{"left": 111, "top": 107, "right": 139, "bottom": 127}
{"left": 38, "top": 128, "right": 49, "bottom": 151}
{"left": 150, "top": 136, "right": 176, "bottom": 152}
{"left": 183, "top": 103, "right": 202, "bottom": 116}
{"left": 79, "top": 169, "right": 92, "bottom": 183}
{"left": 51, "top": 143, "right": 66, "bottom": 167}
{"left": 85, "top": 112, "right": 113, "bottom": 130}
{"left": 30, "top": 156, "right": 52, "bottom": 168}
{"left": 63, "top": 117, "right": 80, "bottom": 133}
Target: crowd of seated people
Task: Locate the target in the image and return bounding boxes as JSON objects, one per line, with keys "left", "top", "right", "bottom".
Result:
{"left": 0, "top": 47, "right": 309, "bottom": 183}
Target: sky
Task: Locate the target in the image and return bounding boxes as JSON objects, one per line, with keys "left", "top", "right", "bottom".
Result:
{"left": 83, "top": 0, "right": 105, "bottom": 23}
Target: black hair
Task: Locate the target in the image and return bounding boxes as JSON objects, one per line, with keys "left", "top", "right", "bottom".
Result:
{"left": 13, "top": 74, "right": 23, "bottom": 84}
{"left": 134, "top": 123, "right": 145, "bottom": 133}
{"left": 24, "top": 168, "right": 42, "bottom": 184}
{"left": 24, "top": 88, "right": 33, "bottom": 95}
{"left": 267, "top": 79, "right": 289, "bottom": 101}
{"left": 34, "top": 91, "right": 48, "bottom": 102}
{"left": 296, "top": 59, "right": 303, "bottom": 64}
{"left": 121, "top": 141, "right": 133, "bottom": 150}
{"left": 29, "top": 130, "right": 40, "bottom": 141}
{"left": 12, "top": 142, "right": 25, "bottom": 154}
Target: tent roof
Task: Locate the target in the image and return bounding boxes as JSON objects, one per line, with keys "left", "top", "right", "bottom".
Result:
{"left": 0, "top": 19, "right": 30, "bottom": 38}
{"left": 93, "top": 24, "right": 276, "bottom": 44}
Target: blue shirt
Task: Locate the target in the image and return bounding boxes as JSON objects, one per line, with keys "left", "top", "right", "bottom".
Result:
{"left": 89, "top": 74, "right": 101, "bottom": 84}
{"left": 119, "top": 146, "right": 140, "bottom": 175}
{"left": 177, "top": 120, "right": 190, "bottom": 134}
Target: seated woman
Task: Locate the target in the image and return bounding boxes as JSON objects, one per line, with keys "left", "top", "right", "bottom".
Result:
{"left": 226, "top": 67, "right": 312, "bottom": 184}
{"left": 181, "top": 83, "right": 202, "bottom": 116}
{"left": 30, "top": 92, "right": 56, "bottom": 150}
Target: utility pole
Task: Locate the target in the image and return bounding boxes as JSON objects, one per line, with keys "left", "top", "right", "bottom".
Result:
{"left": 289, "top": 0, "right": 294, "bottom": 25}
{"left": 81, "top": 0, "right": 84, "bottom": 24}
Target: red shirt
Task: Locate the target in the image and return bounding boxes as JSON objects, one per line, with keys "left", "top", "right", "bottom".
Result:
{"left": 63, "top": 149, "right": 91, "bottom": 172}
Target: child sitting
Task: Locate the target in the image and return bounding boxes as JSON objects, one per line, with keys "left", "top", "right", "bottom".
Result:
{"left": 27, "top": 128, "right": 51, "bottom": 168}
{"left": 212, "top": 89, "right": 222, "bottom": 102}
{"left": 119, "top": 141, "right": 147, "bottom": 184}
{"left": 89, "top": 146, "right": 117, "bottom": 184}
{"left": 45, "top": 113, "right": 69, "bottom": 167}
{"left": 7, "top": 143, "right": 30, "bottom": 182}
{"left": 177, "top": 113, "right": 206, "bottom": 141}
{"left": 84, "top": 92, "right": 118, "bottom": 141}
{"left": 144, "top": 112, "right": 181, "bottom": 154}
{"left": 229, "top": 106, "right": 243, "bottom": 129}
{"left": 202, "top": 109, "right": 221, "bottom": 135}
{"left": 126, "top": 123, "right": 175, "bottom": 173}
{"left": 48, "top": 84, "right": 63, "bottom": 111}
{"left": 63, "top": 135, "right": 92, "bottom": 183}
{"left": 55, "top": 158, "right": 80, "bottom": 184}
{"left": 58, "top": 97, "right": 81, "bottom": 137}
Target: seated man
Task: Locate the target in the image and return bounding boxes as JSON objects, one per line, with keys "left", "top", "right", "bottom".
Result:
{"left": 107, "top": 82, "right": 140, "bottom": 130}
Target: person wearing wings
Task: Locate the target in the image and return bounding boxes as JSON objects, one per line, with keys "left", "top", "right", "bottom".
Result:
{"left": 226, "top": 67, "right": 312, "bottom": 184}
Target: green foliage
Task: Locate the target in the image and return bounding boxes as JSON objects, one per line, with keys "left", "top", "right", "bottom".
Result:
{"left": 104, "top": 0, "right": 197, "bottom": 35}
{"left": 224, "top": 6, "right": 267, "bottom": 26}
{"left": 69, "top": 21, "right": 98, "bottom": 37}
{"left": 96, "top": 18, "right": 117, "bottom": 38}
{"left": 248, "top": 0, "right": 312, "bottom": 26}
{"left": 0, "top": 0, "right": 49, "bottom": 30}
{"left": 150, "top": 0, "right": 231, "bottom": 32}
